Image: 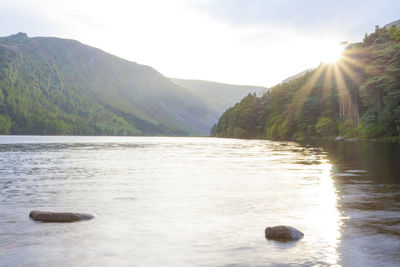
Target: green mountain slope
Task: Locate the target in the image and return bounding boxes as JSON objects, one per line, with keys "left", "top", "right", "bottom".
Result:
{"left": 212, "top": 24, "right": 400, "bottom": 141}
{"left": 0, "top": 33, "right": 217, "bottom": 135}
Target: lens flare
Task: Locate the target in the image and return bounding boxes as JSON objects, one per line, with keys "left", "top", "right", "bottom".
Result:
{"left": 320, "top": 43, "right": 345, "bottom": 63}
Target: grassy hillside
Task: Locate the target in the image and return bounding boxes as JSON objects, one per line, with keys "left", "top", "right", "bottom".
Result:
{"left": 212, "top": 24, "right": 400, "bottom": 141}
{"left": 0, "top": 33, "right": 217, "bottom": 135}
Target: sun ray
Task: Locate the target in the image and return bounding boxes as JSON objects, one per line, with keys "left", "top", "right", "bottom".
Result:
{"left": 281, "top": 65, "right": 326, "bottom": 129}
{"left": 340, "top": 54, "right": 367, "bottom": 70}
{"left": 298, "top": 65, "right": 325, "bottom": 97}
{"left": 322, "top": 64, "right": 334, "bottom": 97}
{"left": 290, "top": 65, "right": 326, "bottom": 111}
{"left": 332, "top": 63, "right": 350, "bottom": 118}
{"left": 337, "top": 60, "right": 362, "bottom": 124}
{"left": 337, "top": 61, "right": 363, "bottom": 86}
{"left": 283, "top": 43, "right": 365, "bottom": 127}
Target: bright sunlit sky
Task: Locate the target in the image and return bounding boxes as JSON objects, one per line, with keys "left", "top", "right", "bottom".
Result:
{"left": 1, "top": 0, "right": 399, "bottom": 87}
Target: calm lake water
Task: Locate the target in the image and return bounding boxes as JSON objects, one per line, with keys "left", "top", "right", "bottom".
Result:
{"left": 0, "top": 136, "right": 399, "bottom": 267}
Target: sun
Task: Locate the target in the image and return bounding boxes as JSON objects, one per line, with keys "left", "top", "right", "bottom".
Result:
{"left": 320, "top": 43, "right": 345, "bottom": 63}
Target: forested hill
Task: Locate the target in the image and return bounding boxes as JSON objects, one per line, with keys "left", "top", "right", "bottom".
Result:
{"left": 0, "top": 32, "right": 219, "bottom": 136}
{"left": 212, "top": 24, "right": 400, "bottom": 141}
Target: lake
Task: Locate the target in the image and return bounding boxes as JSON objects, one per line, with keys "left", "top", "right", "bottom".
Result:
{"left": 0, "top": 136, "right": 399, "bottom": 266}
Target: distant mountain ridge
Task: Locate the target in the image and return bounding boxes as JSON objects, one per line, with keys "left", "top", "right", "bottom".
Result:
{"left": 384, "top": 19, "right": 400, "bottom": 29}
{"left": 0, "top": 32, "right": 265, "bottom": 136}
{"left": 280, "top": 68, "right": 314, "bottom": 84}
{"left": 170, "top": 78, "right": 267, "bottom": 118}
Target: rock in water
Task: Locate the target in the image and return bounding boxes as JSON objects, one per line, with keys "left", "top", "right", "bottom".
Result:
{"left": 335, "top": 136, "right": 345, "bottom": 141}
{"left": 265, "top": 225, "right": 304, "bottom": 241}
{"left": 29, "top": 210, "right": 94, "bottom": 222}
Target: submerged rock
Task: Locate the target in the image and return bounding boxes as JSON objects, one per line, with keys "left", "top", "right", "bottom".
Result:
{"left": 265, "top": 225, "right": 304, "bottom": 241}
{"left": 335, "top": 136, "right": 345, "bottom": 141}
{"left": 29, "top": 210, "right": 94, "bottom": 222}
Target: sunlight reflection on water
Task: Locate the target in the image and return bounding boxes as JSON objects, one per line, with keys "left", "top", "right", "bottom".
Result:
{"left": 0, "top": 136, "right": 397, "bottom": 266}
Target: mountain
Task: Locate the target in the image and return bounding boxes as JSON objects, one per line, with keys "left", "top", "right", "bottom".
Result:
{"left": 212, "top": 24, "right": 400, "bottom": 141}
{"left": 170, "top": 78, "right": 267, "bottom": 120}
{"left": 280, "top": 68, "right": 314, "bottom": 84}
{"left": 384, "top": 19, "right": 400, "bottom": 29}
{"left": 0, "top": 32, "right": 220, "bottom": 135}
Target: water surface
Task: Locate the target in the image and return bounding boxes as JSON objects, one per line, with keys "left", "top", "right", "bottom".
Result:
{"left": 0, "top": 136, "right": 399, "bottom": 266}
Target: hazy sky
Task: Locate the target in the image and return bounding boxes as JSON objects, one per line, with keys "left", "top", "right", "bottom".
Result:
{"left": 1, "top": 0, "right": 399, "bottom": 87}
